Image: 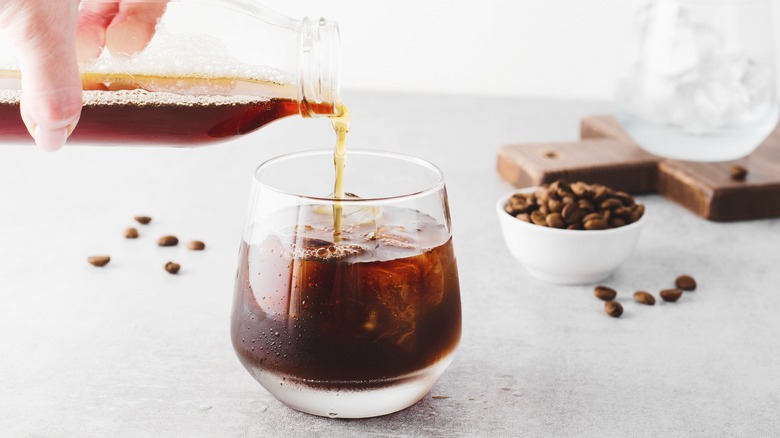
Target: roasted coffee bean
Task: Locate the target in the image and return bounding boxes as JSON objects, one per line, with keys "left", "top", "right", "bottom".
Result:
{"left": 614, "top": 192, "right": 635, "bottom": 207}
{"left": 592, "top": 185, "right": 610, "bottom": 202}
{"left": 158, "top": 235, "right": 179, "bottom": 247}
{"left": 165, "top": 262, "right": 181, "bottom": 274}
{"left": 566, "top": 224, "right": 581, "bottom": 230}
{"left": 562, "top": 203, "right": 585, "bottom": 224}
{"left": 534, "top": 187, "right": 549, "bottom": 203}
{"left": 556, "top": 180, "right": 571, "bottom": 194}
{"left": 561, "top": 196, "right": 574, "bottom": 206}
{"left": 660, "top": 288, "right": 683, "bottom": 302}
{"left": 582, "top": 212, "right": 602, "bottom": 223}
{"left": 548, "top": 199, "right": 562, "bottom": 213}
{"left": 546, "top": 213, "right": 565, "bottom": 228}
{"left": 124, "top": 227, "right": 139, "bottom": 239}
{"left": 604, "top": 301, "right": 623, "bottom": 318}
{"left": 630, "top": 204, "right": 645, "bottom": 223}
{"left": 600, "top": 198, "right": 623, "bottom": 210}
{"left": 538, "top": 205, "right": 550, "bottom": 215}
{"left": 730, "top": 165, "right": 748, "bottom": 181}
{"left": 675, "top": 275, "right": 697, "bottom": 291}
{"left": 633, "top": 291, "right": 655, "bottom": 305}
{"left": 594, "top": 285, "right": 617, "bottom": 301}
{"left": 134, "top": 216, "right": 152, "bottom": 225}
{"left": 188, "top": 240, "right": 206, "bottom": 251}
{"left": 571, "top": 182, "right": 587, "bottom": 197}
{"left": 610, "top": 217, "right": 626, "bottom": 228}
{"left": 530, "top": 210, "right": 547, "bottom": 226}
{"left": 516, "top": 213, "right": 531, "bottom": 222}
{"left": 584, "top": 218, "right": 608, "bottom": 230}
{"left": 88, "top": 256, "right": 111, "bottom": 267}
{"left": 613, "top": 207, "right": 630, "bottom": 218}
{"left": 507, "top": 195, "right": 530, "bottom": 213}
{"left": 578, "top": 199, "right": 595, "bottom": 212}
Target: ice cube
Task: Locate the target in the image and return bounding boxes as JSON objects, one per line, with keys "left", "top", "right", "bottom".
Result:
{"left": 363, "top": 226, "right": 416, "bottom": 249}
{"left": 692, "top": 24, "right": 724, "bottom": 56}
{"left": 354, "top": 249, "right": 448, "bottom": 349}
{"left": 640, "top": 2, "right": 698, "bottom": 76}
{"left": 311, "top": 193, "right": 380, "bottom": 229}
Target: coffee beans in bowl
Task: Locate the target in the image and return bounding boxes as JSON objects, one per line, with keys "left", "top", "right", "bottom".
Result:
{"left": 496, "top": 181, "right": 646, "bottom": 285}
{"left": 504, "top": 181, "right": 644, "bottom": 230}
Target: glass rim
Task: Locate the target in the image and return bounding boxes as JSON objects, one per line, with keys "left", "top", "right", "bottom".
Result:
{"left": 253, "top": 149, "right": 446, "bottom": 203}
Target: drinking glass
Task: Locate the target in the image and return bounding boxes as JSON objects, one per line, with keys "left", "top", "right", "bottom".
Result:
{"left": 231, "top": 150, "right": 462, "bottom": 418}
{"left": 615, "top": 0, "right": 778, "bottom": 161}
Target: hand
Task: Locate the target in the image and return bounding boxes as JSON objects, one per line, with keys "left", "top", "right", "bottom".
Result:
{"left": 0, "top": 0, "right": 167, "bottom": 151}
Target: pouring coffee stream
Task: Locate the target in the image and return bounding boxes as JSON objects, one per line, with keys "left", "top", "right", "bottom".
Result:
{"left": 330, "top": 103, "right": 351, "bottom": 242}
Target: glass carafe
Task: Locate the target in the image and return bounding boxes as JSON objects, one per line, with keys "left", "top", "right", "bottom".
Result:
{"left": 0, "top": 0, "right": 340, "bottom": 145}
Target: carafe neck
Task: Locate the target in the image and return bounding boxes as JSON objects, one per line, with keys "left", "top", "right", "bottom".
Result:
{"left": 298, "top": 18, "right": 341, "bottom": 118}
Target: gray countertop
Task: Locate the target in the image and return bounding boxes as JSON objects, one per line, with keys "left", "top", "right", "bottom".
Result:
{"left": 1, "top": 92, "right": 778, "bottom": 437}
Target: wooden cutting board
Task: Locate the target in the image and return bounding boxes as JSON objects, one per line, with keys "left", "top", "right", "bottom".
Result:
{"left": 497, "top": 115, "right": 780, "bottom": 222}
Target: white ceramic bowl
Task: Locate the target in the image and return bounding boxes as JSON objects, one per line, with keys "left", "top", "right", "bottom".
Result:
{"left": 496, "top": 188, "right": 646, "bottom": 285}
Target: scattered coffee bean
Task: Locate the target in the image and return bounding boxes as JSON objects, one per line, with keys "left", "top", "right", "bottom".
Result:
{"left": 165, "top": 262, "right": 181, "bottom": 274}
{"left": 594, "top": 285, "right": 617, "bottom": 301}
{"left": 660, "top": 288, "right": 683, "bottom": 302}
{"left": 88, "top": 256, "right": 111, "bottom": 267}
{"left": 124, "top": 227, "right": 139, "bottom": 239}
{"left": 158, "top": 235, "right": 179, "bottom": 247}
{"left": 730, "top": 165, "right": 748, "bottom": 181}
{"left": 604, "top": 301, "right": 623, "bottom": 318}
{"left": 505, "top": 180, "right": 644, "bottom": 231}
{"left": 675, "top": 274, "right": 697, "bottom": 291}
{"left": 134, "top": 216, "right": 152, "bottom": 225}
{"left": 188, "top": 240, "right": 206, "bottom": 251}
{"left": 633, "top": 291, "right": 655, "bottom": 305}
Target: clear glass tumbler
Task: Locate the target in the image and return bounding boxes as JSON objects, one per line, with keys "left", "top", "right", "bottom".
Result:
{"left": 615, "top": 0, "right": 778, "bottom": 162}
{"left": 231, "top": 150, "right": 462, "bottom": 418}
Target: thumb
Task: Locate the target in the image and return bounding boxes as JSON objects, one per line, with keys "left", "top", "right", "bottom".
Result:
{"left": 2, "top": 2, "right": 82, "bottom": 151}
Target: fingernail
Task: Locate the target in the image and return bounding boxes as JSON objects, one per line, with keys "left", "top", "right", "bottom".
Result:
{"left": 34, "top": 126, "right": 69, "bottom": 152}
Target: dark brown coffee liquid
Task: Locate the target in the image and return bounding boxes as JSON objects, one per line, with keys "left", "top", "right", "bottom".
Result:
{"left": 231, "top": 207, "right": 462, "bottom": 389}
{"left": 0, "top": 72, "right": 330, "bottom": 145}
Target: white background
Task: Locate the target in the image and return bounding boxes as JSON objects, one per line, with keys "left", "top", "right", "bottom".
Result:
{"left": 261, "top": 0, "right": 780, "bottom": 100}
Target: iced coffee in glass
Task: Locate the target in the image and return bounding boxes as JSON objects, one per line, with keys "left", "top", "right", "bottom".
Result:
{"left": 231, "top": 150, "right": 461, "bottom": 418}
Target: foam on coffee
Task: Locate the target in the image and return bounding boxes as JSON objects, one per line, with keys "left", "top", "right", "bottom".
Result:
{"left": 80, "top": 25, "right": 293, "bottom": 86}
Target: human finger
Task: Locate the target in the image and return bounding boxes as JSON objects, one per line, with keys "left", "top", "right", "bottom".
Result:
{"left": 1, "top": 1, "right": 83, "bottom": 151}
{"left": 105, "top": 0, "right": 167, "bottom": 56}
{"left": 76, "top": 1, "right": 119, "bottom": 61}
